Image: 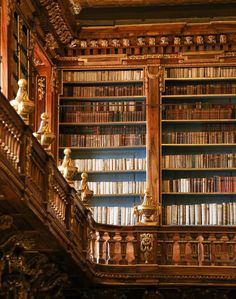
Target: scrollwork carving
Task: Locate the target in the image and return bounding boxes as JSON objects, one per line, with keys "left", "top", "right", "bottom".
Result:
{"left": 140, "top": 233, "right": 153, "bottom": 264}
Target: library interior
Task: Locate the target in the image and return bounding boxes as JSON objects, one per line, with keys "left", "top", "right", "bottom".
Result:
{"left": 1, "top": 0, "right": 236, "bottom": 298}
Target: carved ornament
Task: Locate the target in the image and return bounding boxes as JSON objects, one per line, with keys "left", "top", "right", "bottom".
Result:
{"left": 38, "top": 0, "right": 73, "bottom": 44}
{"left": 66, "top": 33, "right": 228, "bottom": 50}
{"left": 69, "top": 0, "right": 82, "bottom": 14}
{"left": 7, "top": 0, "right": 15, "bottom": 25}
{"left": 140, "top": 233, "right": 153, "bottom": 263}
{"left": 45, "top": 33, "right": 59, "bottom": 51}
{"left": 0, "top": 215, "right": 13, "bottom": 230}
{"left": 0, "top": 236, "right": 69, "bottom": 298}
{"left": 37, "top": 76, "right": 46, "bottom": 102}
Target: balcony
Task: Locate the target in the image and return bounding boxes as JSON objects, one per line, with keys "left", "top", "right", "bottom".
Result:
{"left": 1, "top": 91, "right": 236, "bottom": 298}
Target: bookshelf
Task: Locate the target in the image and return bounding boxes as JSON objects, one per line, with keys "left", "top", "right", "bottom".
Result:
{"left": 59, "top": 68, "right": 147, "bottom": 225}
{"left": 161, "top": 65, "right": 236, "bottom": 226}
{"left": 11, "top": 11, "right": 30, "bottom": 97}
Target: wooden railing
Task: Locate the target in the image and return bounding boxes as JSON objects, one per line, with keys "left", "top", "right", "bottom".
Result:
{"left": 87, "top": 223, "right": 236, "bottom": 266}
{"left": 1, "top": 91, "right": 236, "bottom": 287}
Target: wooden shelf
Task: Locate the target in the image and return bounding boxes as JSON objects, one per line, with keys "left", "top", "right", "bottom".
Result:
{"left": 63, "top": 80, "right": 143, "bottom": 85}
{"left": 59, "top": 121, "right": 146, "bottom": 126}
{"left": 164, "top": 77, "right": 236, "bottom": 81}
{"left": 60, "top": 96, "right": 146, "bottom": 101}
{"left": 162, "top": 143, "right": 236, "bottom": 147}
{"left": 161, "top": 119, "right": 236, "bottom": 123}
{"left": 161, "top": 94, "right": 236, "bottom": 99}
{"left": 162, "top": 168, "right": 236, "bottom": 171}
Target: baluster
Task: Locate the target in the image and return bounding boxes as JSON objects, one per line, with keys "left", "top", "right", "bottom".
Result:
{"left": 107, "top": 231, "right": 116, "bottom": 264}
{"left": 103, "top": 232, "right": 110, "bottom": 264}
{"left": 132, "top": 232, "right": 138, "bottom": 264}
{"left": 93, "top": 231, "right": 100, "bottom": 263}
{"left": 220, "top": 234, "right": 229, "bottom": 265}
{"left": 126, "top": 232, "right": 135, "bottom": 264}
{"left": 172, "top": 233, "right": 180, "bottom": 265}
{"left": 119, "top": 232, "right": 128, "bottom": 265}
{"left": 98, "top": 231, "right": 106, "bottom": 264}
{"left": 208, "top": 233, "right": 216, "bottom": 266}
{"left": 197, "top": 234, "right": 204, "bottom": 266}
{"left": 113, "top": 232, "right": 122, "bottom": 264}
{"left": 184, "top": 234, "right": 192, "bottom": 265}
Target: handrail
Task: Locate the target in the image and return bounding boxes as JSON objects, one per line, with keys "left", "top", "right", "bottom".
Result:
{"left": 1, "top": 91, "right": 236, "bottom": 287}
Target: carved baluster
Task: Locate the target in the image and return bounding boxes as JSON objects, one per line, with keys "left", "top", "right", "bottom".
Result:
{"left": 91, "top": 230, "right": 100, "bottom": 263}
{"left": 107, "top": 231, "right": 116, "bottom": 264}
{"left": 197, "top": 235, "right": 204, "bottom": 266}
{"left": 113, "top": 232, "right": 122, "bottom": 264}
{"left": 132, "top": 232, "right": 138, "bottom": 264}
{"left": 126, "top": 232, "right": 135, "bottom": 264}
{"left": 103, "top": 232, "right": 110, "bottom": 264}
{"left": 184, "top": 234, "right": 192, "bottom": 265}
{"left": 220, "top": 235, "right": 230, "bottom": 265}
{"left": 119, "top": 232, "right": 128, "bottom": 265}
{"left": 172, "top": 233, "right": 180, "bottom": 265}
{"left": 208, "top": 233, "right": 216, "bottom": 266}
{"left": 98, "top": 231, "right": 106, "bottom": 264}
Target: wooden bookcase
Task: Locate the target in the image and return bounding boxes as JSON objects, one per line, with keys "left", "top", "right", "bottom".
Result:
{"left": 161, "top": 65, "right": 236, "bottom": 226}
{"left": 59, "top": 68, "right": 147, "bottom": 225}
{"left": 11, "top": 11, "right": 30, "bottom": 97}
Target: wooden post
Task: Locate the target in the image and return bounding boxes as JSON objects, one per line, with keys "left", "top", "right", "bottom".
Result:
{"left": 146, "top": 65, "right": 161, "bottom": 210}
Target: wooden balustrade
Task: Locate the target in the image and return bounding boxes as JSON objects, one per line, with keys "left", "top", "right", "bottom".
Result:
{"left": 1, "top": 91, "right": 236, "bottom": 287}
{"left": 0, "top": 91, "right": 85, "bottom": 231}
{"left": 87, "top": 223, "right": 236, "bottom": 267}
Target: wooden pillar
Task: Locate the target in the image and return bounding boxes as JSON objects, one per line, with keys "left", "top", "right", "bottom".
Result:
{"left": 146, "top": 65, "right": 161, "bottom": 206}
{"left": 0, "top": 0, "right": 8, "bottom": 96}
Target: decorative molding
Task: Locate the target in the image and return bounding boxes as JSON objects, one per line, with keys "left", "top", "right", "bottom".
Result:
{"left": 37, "top": 76, "right": 46, "bottom": 102}
{"left": 68, "top": 34, "right": 229, "bottom": 50}
{"left": 45, "top": 33, "right": 59, "bottom": 51}
{"left": 38, "top": 0, "right": 73, "bottom": 44}
{"left": 7, "top": 0, "right": 15, "bottom": 25}
{"left": 140, "top": 233, "right": 153, "bottom": 264}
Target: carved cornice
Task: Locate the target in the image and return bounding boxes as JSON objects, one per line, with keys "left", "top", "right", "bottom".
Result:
{"left": 38, "top": 0, "right": 73, "bottom": 44}
{"left": 68, "top": 33, "right": 228, "bottom": 50}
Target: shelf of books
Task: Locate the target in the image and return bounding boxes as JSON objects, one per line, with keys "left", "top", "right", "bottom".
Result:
{"left": 161, "top": 65, "right": 236, "bottom": 226}
{"left": 59, "top": 68, "right": 147, "bottom": 225}
{"left": 12, "top": 11, "right": 30, "bottom": 97}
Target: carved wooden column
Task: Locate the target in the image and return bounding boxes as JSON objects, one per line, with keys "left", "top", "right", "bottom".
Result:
{"left": 146, "top": 65, "right": 161, "bottom": 212}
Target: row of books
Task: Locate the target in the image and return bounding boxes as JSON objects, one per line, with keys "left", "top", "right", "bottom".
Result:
{"left": 74, "top": 158, "right": 146, "bottom": 172}
{"left": 162, "top": 107, "right": 236, "bottom": 120}
{"left": 165, "top": 83, "right": 236, "bottom": 95}
{"left": 63, "top": 69, "right": 144, "bottom": 82}
{"left": 92, "top": 206, "right": 135, "bottom": 225}
{"left": 165, "top": 67, "right": 236, "bottom": 78}
{"left": 60, "top": 101, "right": 145, "bottom": 112}
{"left": 63, "top": 85, "right": 144, "bottom": 97}
{"left": 60, "top": 125, "right": 146, "bottom": 135}
{"left": 75, "top": 180, "right": 147, "bottom": 195}
{"left": 162, "top": 153, "right": 236, "bottom": 169}
{"left": 162, "top": 176, "right": 236, "bottom": 193}
{"left": 60, "top": 111, "right": 146, "bottom": 123}
{"left": 162, "top": 131, "right": 236, "bottom": 144}
{"left": 163, "top": 202, "right": 236, "bottom": 225}
{"left": 59, "top": 134, "right": 146, "bottom": 147}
